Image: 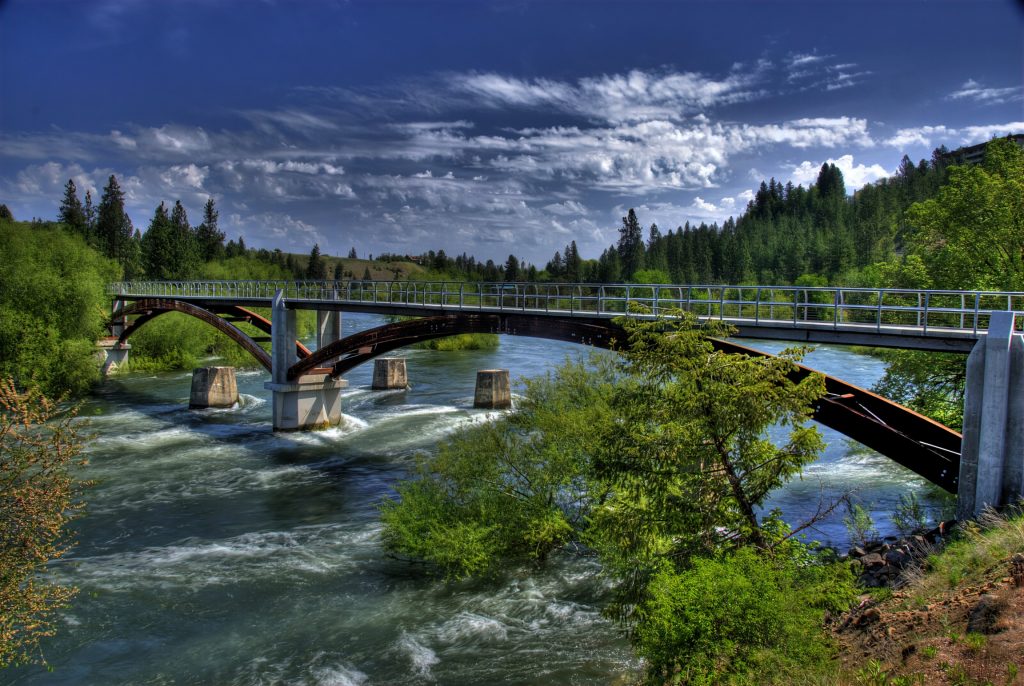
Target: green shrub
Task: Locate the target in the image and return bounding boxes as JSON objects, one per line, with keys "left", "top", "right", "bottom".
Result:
{"left": 633, "top": 547, "right": 854, "bottom": 684}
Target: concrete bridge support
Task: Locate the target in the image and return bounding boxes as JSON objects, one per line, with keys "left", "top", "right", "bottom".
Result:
{"left": 317, "top": 310, "right": 342, "bottom": 365}
{"left": 958, "top": 312, "right": 1024, "bottom": 518}
{"left": 372, "top": 358, "right": 408, "bottom": 389}
{"left": 190, "top": 367, "right": 239, "bottom": 408}
{"left": 474, "top": 369, "right": 511, "bottom": 409}
{"left": 96, "top": 339, "right": 130, "bottom": 375}
{"left": 264, "top": 291, "right": 347, "bottom": 430}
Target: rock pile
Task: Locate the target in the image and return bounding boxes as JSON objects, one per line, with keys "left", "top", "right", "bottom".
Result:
{"left": 843, "top": 521, "right": 956, "bottom": 588}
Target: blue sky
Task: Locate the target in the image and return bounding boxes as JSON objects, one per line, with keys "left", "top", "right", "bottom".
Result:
{"left": 1, "top": 1, "right": 1021, "bottom": 265}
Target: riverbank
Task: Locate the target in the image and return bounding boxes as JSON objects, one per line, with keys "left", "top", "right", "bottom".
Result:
{"left": 834, "top": 509, "right": 1024, "bottom": 685}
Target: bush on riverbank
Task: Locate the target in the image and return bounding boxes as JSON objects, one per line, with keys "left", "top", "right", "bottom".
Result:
{"left": 0, "top": 219, "right": 119, "bottom": 397}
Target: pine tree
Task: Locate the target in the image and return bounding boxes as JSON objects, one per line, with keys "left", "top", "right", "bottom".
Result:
{"left": 58, "top": 179, "right": 86, "bottom": 236}
{"left": 617, "top": 208, "right": 645, "bottom": 280}
{"left": 505, "top": 254, "right": 520, "bottom": 281}
{"left": 169, "top": 200, "right": 198, "bottom": 278}
{"left": 333, "top": 262, "right": 344, "bottom": 280}
{"left": 141, "top": 202, "right": 175, "bottom": 279}
{"left": 348, "top": 247, "right": 357, "bottom": 259}
{"left": 83, "top": 190, "right": 96, "bottom": 240}
{"left": 565, "top": 241, "right": 582, "bottom": 282}
{"left": 307, "top": 243, "right": 327, "bottom": 279}
{"left": 96, "top": 175, "right": 134, "bottom": 270}
{"left": 194, "top": 197, "right": 225, "bottom": 262}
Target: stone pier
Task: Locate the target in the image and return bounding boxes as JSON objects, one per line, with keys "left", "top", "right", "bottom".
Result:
{"left": 957, "top": 311, "right": 1024, "bottom": 518}
{"left": 190, "top": 367, "right": 239, "bottom": 408}
{"left": 372, "top": 358, "right": 408, "bottom": 389}
{"left": 264, "top": 290, "right": 347, "bottom": 430}
{"left": 474, "top": 369, "right": 511, "bottom": 409}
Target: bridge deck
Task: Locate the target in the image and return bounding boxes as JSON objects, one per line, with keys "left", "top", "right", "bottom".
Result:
{"left": 108, "top": 277, "right": 1024, "bottom": 352}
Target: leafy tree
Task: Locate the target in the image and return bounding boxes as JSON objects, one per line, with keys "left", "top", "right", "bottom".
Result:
{"left": 58, "top": 179, "right": 86, "bottom": 237}
{"left": 0, "top": 380, "right": 88, "bottom": 668}
{"left": 0, "top": 220, "right": 118, "bottom": 397}
{"left": 307, "top": 243, "right": 327, "bottom": 280}
{"left": 194, "top": 197, "right": 225, "bottom": 262}
{"left": 0, "top": 205, "right": 12, "bottom": 222}
{"left": 95, "top": 175, "right": 133, "bottom": 272}
{"left": 905, "top": 136, "right": 1024, "bottom": 291}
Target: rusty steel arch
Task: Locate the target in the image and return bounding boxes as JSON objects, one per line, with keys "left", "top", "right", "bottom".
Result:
{"left": 116, "top": 299, "right": 272, "bottom": 371}
{"left": 204, "top": 304, "right": 312, "bottom": 359}
{"left": 290, "top": 313, "right": 961, "bottom": 491}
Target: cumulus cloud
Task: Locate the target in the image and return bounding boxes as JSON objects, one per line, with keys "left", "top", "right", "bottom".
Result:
{"left": 789, "top": 154, "right": 890, "bottom": 190}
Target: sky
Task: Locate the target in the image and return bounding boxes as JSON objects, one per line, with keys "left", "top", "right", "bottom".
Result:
{"left": 1, "top": 1, "right": 1022, "bottom": 266}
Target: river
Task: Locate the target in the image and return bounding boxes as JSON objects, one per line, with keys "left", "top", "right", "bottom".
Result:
{"left": 10, "top": 312, "right": 946, "bottom": 685}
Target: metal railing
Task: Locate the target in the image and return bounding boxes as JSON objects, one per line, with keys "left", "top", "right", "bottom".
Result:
{"left": 108, "top": 280, "right": 1024, "bottom": 339}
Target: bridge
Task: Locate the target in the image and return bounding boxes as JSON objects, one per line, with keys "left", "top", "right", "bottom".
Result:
{"left": 103, "top": 280, "right": 1024, "bottom": 517}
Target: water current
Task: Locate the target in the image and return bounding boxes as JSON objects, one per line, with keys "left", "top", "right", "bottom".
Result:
{"left": 10, "top": 312, "right": 946, "bottom": 685}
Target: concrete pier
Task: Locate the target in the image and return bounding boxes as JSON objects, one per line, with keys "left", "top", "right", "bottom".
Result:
{"left": 317, "top": 310, "right": 342, "bottom": 365}
{"left": 265, "top": 373, "right": 347, "bottom": 431}
{"left": 957, "top": 311, "right": 1024, "bottom": 518}
{"left": 264, "top": 290, "right": 347, "bottom": 430}
{"left": 96, "top": 339, "right": 130, "bottom": 375}
{"left": 189, "top": 367, "right": 239, "bottom": 408}
{"left": 474, "top": 369, "right": 511, "bottom": 409}
{"left": 372, "top": 358, "right": 408, "bottom": 389}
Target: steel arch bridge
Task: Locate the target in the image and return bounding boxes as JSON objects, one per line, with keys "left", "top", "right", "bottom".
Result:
{"left": 108, "top": 291, "right": 963, "bottom": 493}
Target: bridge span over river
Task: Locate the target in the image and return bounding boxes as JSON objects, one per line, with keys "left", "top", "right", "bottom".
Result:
{"left": 103, "top": 280, "right": 1024, "bottom": 517}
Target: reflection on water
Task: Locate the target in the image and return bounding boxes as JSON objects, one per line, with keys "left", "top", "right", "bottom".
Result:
{"left": 11, "top": 313, "right": 940, "bottom": 684}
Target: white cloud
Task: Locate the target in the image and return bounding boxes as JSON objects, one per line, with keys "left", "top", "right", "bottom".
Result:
{"left": 455, "top": 68, "right": 763, "bottom": 124}
{"left": 948, "top": 79, "right": 1023, "bottom": 105}
{"left": 789, "top": 154, "right": 890, "bottom": 191}
{"left": 884, "top": 122, "right": 1024, "bottom": 149}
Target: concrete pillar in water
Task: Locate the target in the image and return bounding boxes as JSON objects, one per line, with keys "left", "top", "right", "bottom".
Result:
{"left": 264, "top": 290, "right": 348, "bottom": 430}
{"left": 474, "top": 369, "right": 511, "bottom": 409}
{"left": 317, "top": 310, "right": 342, "bottom": 365}
{"left": 957, "top": 311, "right": 1024, "bottom": 518}
{"left": 95, "top": 339, "right": 130, "bottom": 376}
{"left": 190, "top": 367, "right": 239, "bottom": 408}
{"left": 372, "top": 358, "right": 408, "bottom": 389}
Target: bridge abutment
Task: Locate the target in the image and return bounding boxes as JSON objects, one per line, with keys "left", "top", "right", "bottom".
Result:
{"left": 957, "top": 312, "right": 1024, "bottom": 518}
{"left": 264, "top": 290, "right": 347, "bottom": 430}
{"left": 96, "top": 339, "right": 130, "bottom": 375}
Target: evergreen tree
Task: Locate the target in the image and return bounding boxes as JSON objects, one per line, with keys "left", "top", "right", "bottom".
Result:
{"left": 169, "top": 200, "right": 198, "bottom": 278}
{"left": 0, "top": 205, "right": 12, "bottom": 222}
{"left": 348, "top": 247, "right": 357, "bottom": 259}
{"left": 546, "top": 250, "right": 563, "bottom": 279}
{"left": 505, "top": 254, "right": 520, "bottom": 281}
{"left": 564, "top": 241, "right": 582, "bottom": 282}
{"left": 83, "top": 190, "right": 95, "bottom": 239}
{"left": 362, "top": 266, "right": 372, "bottom": 281}
{"left": 141, "top": 202, "right": 175, "bottom": 279}
{"left": 95, "top": 175, "right": 134, "bottom": 271}
{"left": 194, "top": 197, "right": 225, "bottom": 262}
{"left": 58, "top": 179, "right": 86, "bottom": 236}
{"left": 307, "top": 243, "right": 327, "bottom": 279}
{"left": 617, "top": 209, "right": 645, "bottom": 280}
{"left": 333, "top": 262, "right": 344, "bottom": 280}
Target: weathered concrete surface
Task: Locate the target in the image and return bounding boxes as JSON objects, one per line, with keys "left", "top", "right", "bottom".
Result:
{"left": 264, "top": 373, "right": 348, "bottom": 431}
{"left": 317, "top": 310, "right": 342, "bottom": 365}
{"left": 372, "top": 358, "right": 408, "bottom": 389}
{"left": 95, "top": 338, "right": 130, "bottom": 375}
{"left": 958, "top": 312, "right": 1024, "bottom": 518}
{"left": 474, "top": 369, "right": 511, "bottom": 409}
{"left": 189, "top": 367, "right": 239, "bottom": 408}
